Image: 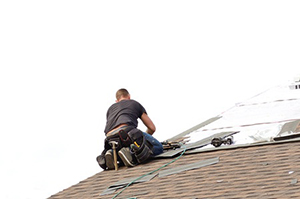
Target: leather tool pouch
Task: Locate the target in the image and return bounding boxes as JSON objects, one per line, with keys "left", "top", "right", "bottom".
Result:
{"left": 134, "top": 136, "right": 153, "bottom": 163}
{"left": 105, "top": 126, "right": 134, "bottom": 151}
{"left": 128, "top": 128, "right": 153, "bottom": 163}
{"left": 118, "top": 129, "right": 132, "bottom": 147}
{"left": 127, "top": 128, "right": 143, "bottom": 146}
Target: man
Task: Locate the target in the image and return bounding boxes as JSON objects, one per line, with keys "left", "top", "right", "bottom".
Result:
{"left": 97, "top": 88, "right": 163, "bottom": 170}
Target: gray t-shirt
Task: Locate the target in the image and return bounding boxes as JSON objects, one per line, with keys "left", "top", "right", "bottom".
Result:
{"left": 104, "top": 99, "right": 147, "bottom": 134}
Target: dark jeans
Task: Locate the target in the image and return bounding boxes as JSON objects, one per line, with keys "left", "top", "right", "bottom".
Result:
{"left": 143, "top": 132, "right": 163, "bottom": 156}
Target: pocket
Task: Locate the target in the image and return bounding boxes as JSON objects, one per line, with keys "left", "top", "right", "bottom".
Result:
{"left": 118, "top": 129, "right": 131, "bottom": 147}
{"left": 127, "top": 128, "right": 144, "bottom": 145}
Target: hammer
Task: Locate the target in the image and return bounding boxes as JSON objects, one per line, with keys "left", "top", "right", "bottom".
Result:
{"left": 109, "top": 141, "right": 118, "bottom": 170}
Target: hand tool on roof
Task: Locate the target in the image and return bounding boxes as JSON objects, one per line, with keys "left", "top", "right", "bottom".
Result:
{"left": 161, "top": 140, "right": 182, "bottom": 150}
{"left": 211, "top": 135, "right": 233, "bottom": 147}
{"left": 109, "top": 141, "right": 119, "bottom": 170}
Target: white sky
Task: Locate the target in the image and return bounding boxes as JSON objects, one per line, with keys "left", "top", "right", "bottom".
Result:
{"left": 1, "top": 1, "right": 300, "bottom": 199}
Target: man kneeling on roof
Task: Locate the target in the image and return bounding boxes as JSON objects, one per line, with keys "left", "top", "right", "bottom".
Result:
{"left": 97, "top": 88, "right": 163, "bottom": 170}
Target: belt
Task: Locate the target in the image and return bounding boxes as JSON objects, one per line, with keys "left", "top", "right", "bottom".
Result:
{"left": 106, "top": 125, "right": 129, "bottom": 138}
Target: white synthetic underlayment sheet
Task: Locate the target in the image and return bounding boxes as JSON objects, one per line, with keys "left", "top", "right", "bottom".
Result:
{"left": 187, "top": 85, "right": 300, "bottom": 148}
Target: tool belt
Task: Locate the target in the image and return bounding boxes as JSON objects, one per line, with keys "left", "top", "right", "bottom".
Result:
{"left": 127, "top": 128, "right": 153, "bottom": 163}
{"left": 105, "top": 126, "right": 153, "bottom": 163}
{"left": 105, "top": 126, "right": 134, "bottom": 151}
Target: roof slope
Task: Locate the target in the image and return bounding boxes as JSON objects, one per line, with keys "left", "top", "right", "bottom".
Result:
{"left": 49, "top": 140, "right": 300, "bottom": 199}
{"left": 48, "top": 82, "right": 300, "bottom": 199}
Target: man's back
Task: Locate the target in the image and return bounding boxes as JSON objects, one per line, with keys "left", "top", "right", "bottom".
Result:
{"left": 104, "top": 99, "right": 146, "bottom": 134}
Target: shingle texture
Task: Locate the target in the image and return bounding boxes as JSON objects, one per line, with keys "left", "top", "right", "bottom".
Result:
{"left": 48, "top": 140, "right": 300, "bottom": 199}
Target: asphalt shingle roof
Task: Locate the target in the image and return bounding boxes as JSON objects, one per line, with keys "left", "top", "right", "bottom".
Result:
{"left": 48, "top": 139, "right": 300, "bottom": 199}
{"left": 48, "top": 83, "right": 300, "bottom": 198}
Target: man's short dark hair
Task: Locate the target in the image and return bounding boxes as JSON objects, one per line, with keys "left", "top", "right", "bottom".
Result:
{"left": 116, "top": 88, "right": 129, "bottom": 100}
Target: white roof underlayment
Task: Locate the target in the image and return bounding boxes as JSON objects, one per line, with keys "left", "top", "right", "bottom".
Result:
{"left": 187, "top": 82, "right": 300, "bottom": 149}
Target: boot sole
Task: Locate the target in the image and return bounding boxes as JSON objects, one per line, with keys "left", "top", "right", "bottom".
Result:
{"left": 118, "top": 149, "right": 136, "bottom": 167}
{"left": 105, "top": 151, "right": 115, "bottom": 170}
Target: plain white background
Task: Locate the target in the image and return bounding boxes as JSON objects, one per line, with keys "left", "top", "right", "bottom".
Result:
{"left": 1, "top": 1, "right": 299, "bottom": 198}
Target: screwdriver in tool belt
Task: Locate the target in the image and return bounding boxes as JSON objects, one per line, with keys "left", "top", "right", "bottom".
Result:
{"left": 134, "top": 141, "right": 140, "bottom": 147}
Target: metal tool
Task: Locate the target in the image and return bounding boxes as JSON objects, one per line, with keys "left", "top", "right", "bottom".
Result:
{"left": 109, "top": 141, "right": 119, "bottom": 170}
{"left": 211, "top": 136, "right": 233, "bottom": 147}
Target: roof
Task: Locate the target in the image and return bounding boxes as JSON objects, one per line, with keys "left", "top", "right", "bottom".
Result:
{"left": 186, "top": 85, "right": 300, "bottom": 149}
{"left": 48, "top": 82, "right": 300, "bottom": 199}
{"left": 48, "top": 139, "right": 300, "bottom": 199}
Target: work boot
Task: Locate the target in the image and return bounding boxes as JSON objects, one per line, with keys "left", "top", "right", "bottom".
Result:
{"left": 105, "top": 150, "right": 115, "bottom": 170}
{"left": 118, "top": 147, "right": 137, "bottom": 167}
{"left": 96, "top": 154, "right": 106, "bottom": 170}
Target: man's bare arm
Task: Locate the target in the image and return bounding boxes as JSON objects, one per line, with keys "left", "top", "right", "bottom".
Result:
{"left": 141, "top": 112, "right": 156, "bottom": 135}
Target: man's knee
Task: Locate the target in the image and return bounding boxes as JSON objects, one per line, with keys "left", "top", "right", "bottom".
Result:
{"left": 143, "top": 132, "right": 163, "bottom": 156}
